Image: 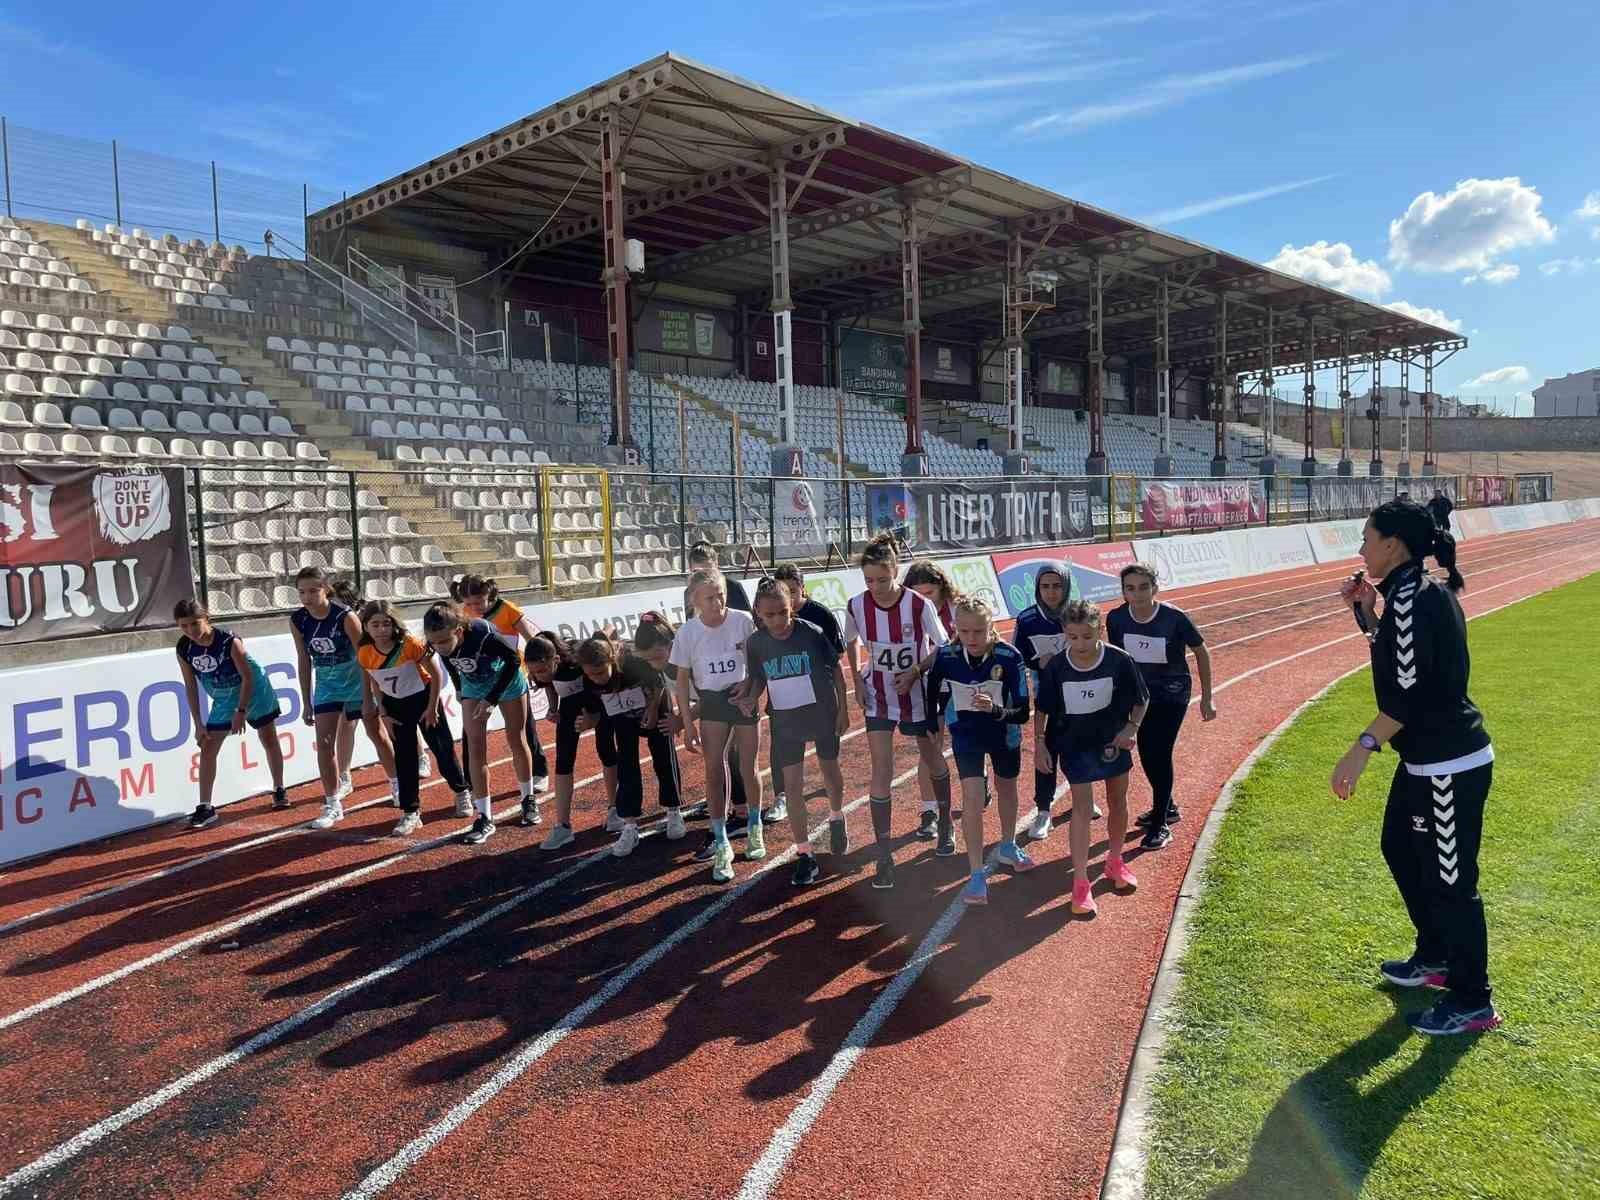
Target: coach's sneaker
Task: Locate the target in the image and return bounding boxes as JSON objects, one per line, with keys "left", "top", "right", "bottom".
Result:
{"left": 188, "top": 804, "right": 218, "bottom": 830}
{"left": 872, "top": 853, "right": 896, "bottom": 890}
{"left": 1104, "top": 856, "right": 1138, "bottom": 892}
{"left": 745, "top": 819, "right": 767, "bottom": 861}
{"left": 519, "top": 796, "right": 542, "bottom": 827}
{"left": 271, "top": 787, "right": 290, "bottom": 811}
{"left": 604, "top": 806, "right": 626, "bottom": 834}
{"left": 528, "top": 772, "right": 550, "bottom": 795}
{"left": 710, "top": 840, "right": 736, "bottom": 884}
{"left": 540, "top": 823, "right": 575, "bottom": 851}
{"left": 462, "top": 815, "right": 496, "bottom": 846}
{"left": 1136, "top": 804, "right": 1179, "bottom": 828}
{"left": 453, "top": 789, "right": 474, "bottom": 818}
{"left": 915, "top": 808, "right": 938, "bottom": 840}
{"left": 334, "top": 773, "right": 353, "bottom": 802}
{"left": 762, "top": 795, "right": 787, "bottom": 824}
{"left": 1140, "top": 823, "right": 1173, "bottom": 851}
{"left": 417, "top": 749, "right": 432, "bottom": 779}
{"left": 1407, "top": 997, "right": 1502, "bottom": 1037}
{"left": 1071, "top": 878, "right": 1098, "bottom": 916}
{"left": 694, "top": 833, "right": 719, "bottom": 861}
{"left": 791, "top": 854, "right": 820, "bottom": 887}
{"left": 829, "top": 816, "right": 850, "bottom": 857}
{"left": 1026, "top": 807, "right": 1053, "bottom": 841}
{"left": 311, "top": 799, "right": 345, "bottom": 830}
{"left": 962, "top": 871, "right": 989, "bottom": 906}
{"left": 611, "top": 822, "right": 640, "bottom": 858}
{"left": 997, "top": 841, "right": 1037, "bottom": 873}
{"left": 392, "top": 811, "right": 422, "bottom": 837}
{"left": 1381, "top": 957, "right": 1449, "bottom": 989}
{"left": 935, "top": 811, "right": 957, "bottom": 857}
{"left": 664, "top": 808, "right": 687, "bottom": 841}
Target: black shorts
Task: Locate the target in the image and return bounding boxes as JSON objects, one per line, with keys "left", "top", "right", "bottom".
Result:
{"left": 772, "top": 718, "right": 841, "bottom": 772}
{"left": 697, "top": 687, "right": 757, "bottom": 727}
{"left": 954, "top": 745, "right": 1023, "bottom": 780}
{"left": 865, "top": 714, "right": 936, "bottom": 737}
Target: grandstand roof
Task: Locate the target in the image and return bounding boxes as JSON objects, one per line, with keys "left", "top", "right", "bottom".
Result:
{"left": 312, "top": 53, "right": 1464, "bottom": 373}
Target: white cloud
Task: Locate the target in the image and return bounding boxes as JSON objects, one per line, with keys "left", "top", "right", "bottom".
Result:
{"left": 1538, "top": 257, "right": 1594, "bottom": 276}
{"left": 809, "top": 0, "right": 977, "bottom": 18}
{"left": 1267, "top": 240, "right": 1391, "bottom": 298}
{"left": 1015, "top": 55, "right": 1319, "bottom": 136}
{"left": 1578, "top": 191, "right": 1600, "bottom": 238}
{"left": 1462, "top": 263, "right": 1519, "bottom": 285}
{"left": 1388, "top": 177, "right": 1555, "bottom": 273}
{"left": 1138, "top": 175, "right": 1335, "bottom": 225}
{"left": 853, "top": 61, "right": 1133, "bottom": 104}
{"left": 1461, "top": 365, "right": 1530, "bottom": 388}
{"left": 1383, "top": 301, "right": 1463, "bottom": 332}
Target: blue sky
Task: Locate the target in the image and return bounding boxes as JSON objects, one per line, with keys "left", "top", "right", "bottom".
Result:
{"left": 2, "top": 0, "right": 1596, "bottom": 409}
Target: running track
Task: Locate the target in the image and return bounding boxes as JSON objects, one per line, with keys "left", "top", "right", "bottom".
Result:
{"left": 1, "top": 520, "right": 1596, "bottom": 1200}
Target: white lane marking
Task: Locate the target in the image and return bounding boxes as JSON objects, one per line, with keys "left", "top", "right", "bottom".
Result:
{"left": 0, "top": 842, "right": 615, "bottom": 1196}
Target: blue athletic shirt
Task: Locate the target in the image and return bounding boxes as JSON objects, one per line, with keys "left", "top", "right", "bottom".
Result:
{"left": 1037, "top": 642, "right": 1149, "bottom": 754}
{"left": 924, "top": 638, "right": 1031, "bottom": 755}
{"left": 442, "top": 618, "right": 525, "bottom": 703}
{"left": 178, "top": 626, "right": 247, "bottom": 697}
{"left": 1105, "top": 602, "right": 1203, "bottom": 705}
{"left": 291, "top": 602, "right": 362, "bottom": 698}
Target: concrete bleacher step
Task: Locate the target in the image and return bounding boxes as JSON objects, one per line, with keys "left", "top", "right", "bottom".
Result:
{"left": 23, "top": 219, "right": 177, "bottom": 318}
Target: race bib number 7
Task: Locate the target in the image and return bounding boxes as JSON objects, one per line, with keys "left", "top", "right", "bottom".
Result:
{"left": 867, "top": 641, "right": 916, "bottom": 674}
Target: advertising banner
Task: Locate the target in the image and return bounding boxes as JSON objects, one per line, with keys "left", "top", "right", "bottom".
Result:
{"left": 1492, "top": 506, "right": 1531, "bottom": 532}
{"left": 839, "top": 328, "right": 906, "bottom": 401}
{"left": 990, "top": 543, "right": 1136, "bottom": 610}
{"left": 1454, "top": 508, "right": 1499, "bottom": 539}
{"left": 1466, "top": 475, "right": 1512, "bottom": 506}
{"left": 1040, "top": 359, "right": 1082, "bottom": 396}
{"left": 773, "top": 479, "right": 826, "bottom": 557}
{"left": 1307, "top": 518, "right": 1367, "bottom": 564}
{"left": 866, "top": 478, "right": 1095, "bottom": 553}
{"left": 1139, "top": 479, "right": 1265, "bottom": 531}
{"left": 1223, "top": 526, "right": 1316, "bottom": 576}
{"left": 922, "top": 340, "right": 974, "bottom": 387}
{"left": 1, "top": 464, "right": 195, "bottom": 645}
{"left": 1308, "top": 477, "right": 1387, "bottom": 520}
{"left": 636, "top": 301, "right": 734, "bottom": 362}
{"left": 1133, "top": 532, "right": 1237, "bottom": 587}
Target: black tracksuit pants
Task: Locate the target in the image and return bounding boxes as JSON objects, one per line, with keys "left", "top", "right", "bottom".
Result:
{"left": 1137, "top": 700, "right": 1189, "bottom": 822}
{"left": 382, "top": 693, "right": 467, "bottom": 814}
{"left": 611, "top": 717, "right": 683, "bottom": 819}
{"left": 1380, "top": 760, "right": 1493, "bottom": 1006}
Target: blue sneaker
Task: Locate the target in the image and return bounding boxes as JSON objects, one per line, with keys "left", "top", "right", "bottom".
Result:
{"left": 1407, "top": 997, "right": 1502, "bottom": 1037}
{"left": 996, "top": 840, "right": 1036, "bottom": 873}
{"left": 962, "top": 872, "right": 988, "bottom": 906}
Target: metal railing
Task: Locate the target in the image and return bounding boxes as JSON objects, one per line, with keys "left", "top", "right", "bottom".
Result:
{"left": 347, "top": 244, "right": 507, "bottom": 364}
{"left": 263, "top": 228, "right": 421, "bottom": 349}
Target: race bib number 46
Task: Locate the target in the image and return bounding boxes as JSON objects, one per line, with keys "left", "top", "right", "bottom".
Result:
{"left": 867, "top": 641, "right": 916, "bottom": 674}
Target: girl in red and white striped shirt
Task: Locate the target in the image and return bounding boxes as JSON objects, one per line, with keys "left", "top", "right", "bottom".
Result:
{"left": 845, "top": 534, "right": 953, "bottom": 890}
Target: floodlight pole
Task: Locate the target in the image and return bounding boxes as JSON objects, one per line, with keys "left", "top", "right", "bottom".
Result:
{"left": 1153, "top": 274, "right": 1173, "bottom": 477}
{"left": 1397, "top": 346, "right": 1413, "bottom": 479}
{"left": 769, "top": 160, "right": 798, "bottom": 450}
{"left": 900, "top": 199, "right": 928, "bottom": 476}
{"left": 1210, "top": 292, "right": 1229, "bottom": 477}
{"left": 1002, "top": 231, "right": 1029, "bottom": 475}
{"left": 1259, "top": 307, "right": 1278, "bottom": 476}
{"left": 1369, "top": 336, "right": 1384, "bottom": 477}
{"left": 1336, "top": 331, "right": 1354, "bottom": 476}
{"left": 1085, "top": 256, "right": 1108, "bottom": 476}
{"left": 599, "top": 108, "right": 633, "bottom": 456}
{"left": 1301, "top": 313, "right": 1318, "bottom": 476}
{"left": 1421, "top": 347, "right": 1436, "bottom": 476}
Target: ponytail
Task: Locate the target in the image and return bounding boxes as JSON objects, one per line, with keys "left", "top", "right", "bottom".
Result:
{"left": 1432, "top": 529, "right": 1465, "bottom": 593}
{"left": 1372, "top": 498, "right": 1464, "bottom": 591}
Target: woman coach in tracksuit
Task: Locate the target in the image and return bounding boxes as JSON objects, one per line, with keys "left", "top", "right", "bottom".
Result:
{"left": 1332, "top": 498, "right": 1501, "bottom": 1037}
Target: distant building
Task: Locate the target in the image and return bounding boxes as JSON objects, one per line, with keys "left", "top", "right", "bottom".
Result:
{"left": 1363, "top": 386, "right": 1466, "bottom": 418}
{"left": 1532, "top": 369, "right": 1600, "bottom": 417}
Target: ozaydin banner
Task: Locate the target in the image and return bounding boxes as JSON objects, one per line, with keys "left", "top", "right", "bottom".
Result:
{"left": 865, "top": 479, "right": 1094, "bottom": 553}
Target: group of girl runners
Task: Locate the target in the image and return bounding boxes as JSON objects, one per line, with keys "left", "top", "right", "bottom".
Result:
{"left": 170, "top": 532, "right": 1218, "bottom": 916}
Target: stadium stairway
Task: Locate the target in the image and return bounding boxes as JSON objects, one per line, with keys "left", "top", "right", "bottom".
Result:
{"left": 31, "top": 219, "right": 530, "bottom": 589}
{"left": 923, "top": 394, "right": 1049, "bottom": 461}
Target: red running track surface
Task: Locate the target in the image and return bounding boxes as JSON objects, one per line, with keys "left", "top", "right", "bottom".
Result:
{"left": 1, "top": 521, "right": 1596, "bottom": 1200}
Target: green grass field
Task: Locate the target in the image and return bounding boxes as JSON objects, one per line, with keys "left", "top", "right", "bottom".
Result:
{"left": 1143, "top": 571, "right": 1600, "bottom": 1200}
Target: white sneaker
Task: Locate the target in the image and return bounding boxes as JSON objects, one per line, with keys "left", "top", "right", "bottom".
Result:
{"left": 604, "top": 806, "right": 625, "bottom": 833}
{"left": 388, "top": 778, "right": 401, "bottom": 808}
{"left": 417, "top": 750, "right": 432, "bottom": 779}
{"left": 540, "top": 823, "right": 575, "bottom": 851}
{"left": 311, "top": 799, "right": 344, "bottom": 830}
{"left": 665, "top": 809, "right": 687, "bottom": 841}
{"left": 1026, "top": 808, "right": 1053, "bottom": 841}
{"left": 762, "top": 796, "right": 788, "bottom": 824}
{"left": 528, "top": 773, "right": 550, "bottom": 795}
{"left": 454, "top": 790, "right": 473, "bottom": 817}
{"left": 392, "top": 811, "right": 422, "bottom": 836}
{"left": 611, "top": 823, "right": 640, "bottom": 857}
{"left": 333, "top": 774, "right": 353, "bottom": 802}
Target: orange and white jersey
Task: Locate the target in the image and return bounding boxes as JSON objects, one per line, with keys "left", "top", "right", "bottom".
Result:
{"left": 357, "top": 636, "right": 434, "bottom": 700}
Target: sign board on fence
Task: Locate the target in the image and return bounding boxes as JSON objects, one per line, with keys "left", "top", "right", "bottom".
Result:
{"left": 1493, "top": 506, "right": 1531, "bottom": 532}
{"left": 866, "top": 479, "right": 1094, "bottom": 552}
{"left": 990, "top": 543, "right": 1136, "bottom": 610}
{"left": 1306, "top": 518, "right": 1367, "bottom": 563}
{"left": 773, "top": 479, "right": 826, "bottom": 557}
{"left": 1139, "top": 479, "right": 1265, "bottom": 531}
{"left": 1455, "top": 509, "right": 1499, "bottom": 539}
{"left": 1, "top": 464, "right": 195, "bottom": 644}
{"left": 1133, "top": 532, "right": 1236, "bottom": 587}
{"left": 1223, "top": 526, "right": 1316, "bottom": 575}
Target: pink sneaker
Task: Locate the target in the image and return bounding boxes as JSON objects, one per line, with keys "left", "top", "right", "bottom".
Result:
{"left": 1071, "top": 878, "right": 1098, "bottom": 916}
{"left": 1105, "top": 856, "right": 1138, "bottom": 893}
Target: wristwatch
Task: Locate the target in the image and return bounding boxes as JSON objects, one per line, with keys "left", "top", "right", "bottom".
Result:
{"left": 1358, "top": 732, "right": 1381, "bottom": 753}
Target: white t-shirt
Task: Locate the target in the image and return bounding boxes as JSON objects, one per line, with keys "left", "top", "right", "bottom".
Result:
{"left": 669, "top": 609, "right": 756, "bottom": 694}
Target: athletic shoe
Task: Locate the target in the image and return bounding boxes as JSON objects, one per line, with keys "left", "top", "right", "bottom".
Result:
{"left": 603, "top": 806, "right": 624, "bottom": 833}
{"left": 1381, "top": 957, "right": 1449, "bottom": 989}
{"left": 519, "top": 796, "right": 541, "bottom": 827}
{"left": 1026, "top": 808, "right": 1053, "bottom": 841}
{"left": 962, "top": 872, "right": 989, "bottom": 906}
{"left": 462, "top": 815, "right": 495, "bottom": 845}
{"left": 454, "top": 790, "right": 473, "bottom": 817}
{"left": 997, "top": 841, "right": 1037, "bottom": 873}
{"left": 664, "top": 809, "right": 687, "bottom": 841}
{"left": 417, "top": 750, "right": 432, "bottom": 779}
{"left": 334, "top": 773, "right": 353, "bottom": 802}
{"left": 1104, "top": 856, "right": 1138, "bottom": 892}
{"left": 392, "top": 811, "right": 422, "bottom": 836}
{"left": 762, "top": 796, "right": 787, "bottom": 824}
{"left": 1137, "top": 805, "right": 1180, "bottom": 828}
{"left": 745, "top": 820, "right": 767, "bottom": 861}
{"left": 540, "top": 823, "right": 575, "bottom": 851}
{"left": 1406, "top": 997, "right": 1502, "bottom": 1037}
{"left": 829, "top": 818, "right": 849, "bottom": 857}
{"left": 915, "top": 809, "right": 938, "bottom": 840}
{"left": 271, "top": 788, "right": 290, "bottom": 811}
{"left": 311, "top": 799, "right": 345, "bottom": 830}
{"left": 792, "top": 854, "right": 820, "bottom": 887}
{"left": 612, "top": 823, "right": 640, "bottom": 858}
{"left": 1140, "top": 824, "right": 1173, "bottom": 851}
{"left": 693, "top": 834, "right": 719, "bottom": 862}
{"left": 710, "top": 840, "right": 735, "bottom": 884}
{"left": 388, "top": 778, "right": 401, "bottom": 808}
{"left": 1071, "top": 878, "right": 1098, "bottom": 916}
{"left": 872, "top": 853, "right": 896, "bottom": 889}
{"left": 188, "top": 804, "right": 218, "bottom": 830}
{"left": 935, "top": 811, "right": 957, "bottom": 857}
{"left": 528, "top": 773, "right": 550, "bottom": 795}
